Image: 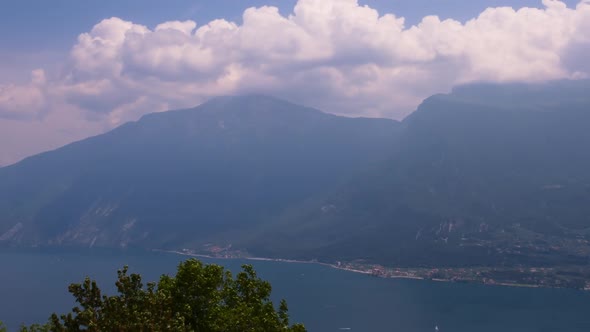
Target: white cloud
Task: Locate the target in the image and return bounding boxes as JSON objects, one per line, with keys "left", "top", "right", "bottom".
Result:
{"left": 1, "top": 0, "right": 590, "bottom": 165}
{"left": 0, "top": 69, "right": 47, "bottom": 120}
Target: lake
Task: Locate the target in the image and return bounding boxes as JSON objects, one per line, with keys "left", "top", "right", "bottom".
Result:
{"left": 1, "top": 249, "right": 590, "bottom": 331}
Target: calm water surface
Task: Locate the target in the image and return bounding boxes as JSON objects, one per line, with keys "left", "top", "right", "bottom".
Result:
{"left": 1, "top": 250, "right": 589, "bottom": 331}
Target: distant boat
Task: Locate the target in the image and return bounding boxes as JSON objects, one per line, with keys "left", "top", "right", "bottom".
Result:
{"left": 338, "top": 328, "right": 352, "bottom": 331}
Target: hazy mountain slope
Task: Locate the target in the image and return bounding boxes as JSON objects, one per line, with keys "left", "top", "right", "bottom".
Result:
{"left": 3, "top": 81, "right": 590, "bottom": 270}
{"left": 248, "top": 80, "right": 590, "bottom": 267}
{"left": 0, "top": 95, "right": 401, "bottom": 248}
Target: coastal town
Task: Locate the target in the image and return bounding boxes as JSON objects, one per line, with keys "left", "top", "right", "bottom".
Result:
{"left": 169, "top": 246, "right": 590, "bottom": 291}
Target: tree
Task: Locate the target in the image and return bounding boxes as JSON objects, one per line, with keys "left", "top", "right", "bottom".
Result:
{"left": 19, "top": 259, "right": 305, "bottom": 332}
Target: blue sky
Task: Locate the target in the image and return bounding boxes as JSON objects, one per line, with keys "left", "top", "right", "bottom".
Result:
{"left": 0, "top": 0, "right": 588, "bottom": 166}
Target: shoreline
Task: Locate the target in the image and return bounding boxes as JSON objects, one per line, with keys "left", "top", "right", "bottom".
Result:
{"left": 154, "top": 249, "right": 376, "bottom": 275}
{"left": 2, "top": 247, "right": 585, "bottom": 290}
{"left": 154, "top": 249, "right": 564, "bottom": 289}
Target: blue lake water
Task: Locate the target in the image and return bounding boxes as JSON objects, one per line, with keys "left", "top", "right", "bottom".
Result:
{"left": 1, "top": 249, "right": 590, "bottom": 331}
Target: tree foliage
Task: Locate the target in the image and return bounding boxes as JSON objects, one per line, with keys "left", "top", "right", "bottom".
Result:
{"left": 18, "top": 259, "right": 305, "bottom": 332}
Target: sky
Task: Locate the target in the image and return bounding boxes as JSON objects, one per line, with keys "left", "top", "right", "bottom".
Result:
{"left": 0, "top": 0, "right": 588, "bottom": 166}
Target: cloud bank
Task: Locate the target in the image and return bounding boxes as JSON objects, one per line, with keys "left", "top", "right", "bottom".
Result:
{"left": 1, "top": 0, "right": 590, "bottom": 165}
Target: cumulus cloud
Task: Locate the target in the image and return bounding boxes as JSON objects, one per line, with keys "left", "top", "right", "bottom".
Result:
{"left": 0, "top": 69, "right": 47, "bottom": 120}
{"left": 1, "top": 0, "right": 590, "bottom": 165}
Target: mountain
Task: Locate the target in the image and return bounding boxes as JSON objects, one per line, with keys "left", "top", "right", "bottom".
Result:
{"left": 0, "top": 95, "right": 401, "bottom": 248}
{"left": 3, "top": 81, "right": 590, "bottom": 272}
{"left": 247, "top": 80, "right": 590, "bottom": 268}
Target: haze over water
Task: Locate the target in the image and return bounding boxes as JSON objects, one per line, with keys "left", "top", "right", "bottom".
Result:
{"left": 1, "top": 250, "right": 589, "bottom": 332}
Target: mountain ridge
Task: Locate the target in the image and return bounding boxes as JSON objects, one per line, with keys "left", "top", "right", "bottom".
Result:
{"left": 243, "top": 80, "right": 590, "bottom": 267}
{"left": 2, "top": 81, "right": 590, "bottom": 273}
{"left": 0, "top": 94, "right": 401, "bottom": 250}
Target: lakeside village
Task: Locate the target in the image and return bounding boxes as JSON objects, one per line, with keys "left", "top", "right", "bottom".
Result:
{"left": 170, "top": 245, "right": 590, "bottom": 291}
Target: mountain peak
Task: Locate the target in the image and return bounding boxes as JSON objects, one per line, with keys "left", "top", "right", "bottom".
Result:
{"left": 198, "top": 94, "right": 323, "bottom": 116}
{"left": 404, "top": 79, "right": 590, "bottom": 126}
{"left": 436, "top": 79, "right": 590, "bottom": 111}
{"left": 205, "top": 94, "right": 286, "bottom": 104}
{"left": 139, "top": 94, "right": 326, "bottom": 125}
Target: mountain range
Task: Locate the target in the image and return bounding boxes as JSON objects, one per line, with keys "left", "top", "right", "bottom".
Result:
{"left": 1, "top": 81, "right": 590, "bottom": 269}
{"left": 248, "top": 81, "right": 590, "bottom": 267}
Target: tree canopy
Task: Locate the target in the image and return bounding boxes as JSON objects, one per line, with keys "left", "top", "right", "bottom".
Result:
{"left": 16, "top": 259, "right": 305, "bottom": 332}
